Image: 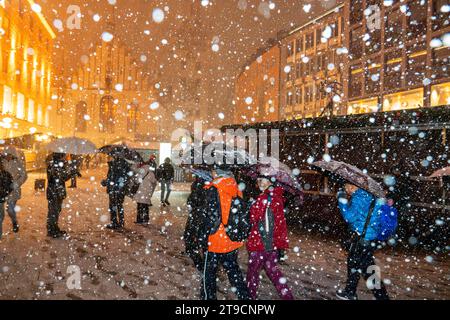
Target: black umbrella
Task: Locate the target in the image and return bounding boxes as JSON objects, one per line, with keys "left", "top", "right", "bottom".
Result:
{"left": 98, "top": 144, "right": 143, "bottom": 163}
{"left": 312, "top": 160, "right": 386, "bottom": 198}
{"left": 179, "top": 142, "right": 256, "bottom": 169}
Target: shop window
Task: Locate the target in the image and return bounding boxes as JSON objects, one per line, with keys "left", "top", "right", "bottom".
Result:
{"left": 350, "top": 27, "right": 364, "bottom": 60}
{"left": 432, "top": 47, "right": 450, "bottom": 80}
{"left": 384, "top": 50, "right": 403, "bottom": 90}
{"left": 431, "top": 82, "right": 450, "bottom": 107}
{"left": 347, "top": 97, "right": 379, "bottom": 114}
{"left": 407, "top": 0, "right": 428, "bottom": 39}
{"left": 383, "top": 88, "right": 424, "bottom": 111}
{"left": 385, "top": 9, "right": 403, "bottom": 49}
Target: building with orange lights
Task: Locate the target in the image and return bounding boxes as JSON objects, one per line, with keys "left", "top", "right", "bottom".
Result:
{"left": 343, "top": 0, "right": 450, "bottom": 114}
{"left": 56, "top": 39, "right": 158, "bottom": 147}
{"left": 234, "top": 40, "right": 281, "bottom": 124}
{"left": 0, "top": 0, "right": 56, "bottom": 139}
{"left": 280, "top": 4, "right": 345, "bottom": 120}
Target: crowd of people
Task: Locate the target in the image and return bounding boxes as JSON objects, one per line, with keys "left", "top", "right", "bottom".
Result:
{"left": 0, "top": 146, "right": 402, "bottom": 300}
{"left": 183, "top": 164, "right": 397, "bottom": 301}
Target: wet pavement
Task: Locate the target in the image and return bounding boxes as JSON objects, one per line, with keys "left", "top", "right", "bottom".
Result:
{"left": 0, "top": 166, "right": 448, "bottom": 300}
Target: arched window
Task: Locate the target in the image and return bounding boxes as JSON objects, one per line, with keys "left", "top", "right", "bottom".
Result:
{"left": 75, "top": 101, "right": 87, "bottom": 132}
{"left": 99, "top": 95, "right": 116, "bottom": 133}
{"left": 127, "top": 102, "right": 138, "bottom": 133}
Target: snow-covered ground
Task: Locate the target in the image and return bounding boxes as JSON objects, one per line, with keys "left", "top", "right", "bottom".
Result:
{"left": 0, "top": 167, "right": 448, "bottom": 300}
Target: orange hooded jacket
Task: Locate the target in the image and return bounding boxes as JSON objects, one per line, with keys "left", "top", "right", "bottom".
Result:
{"left": 205, "top": 176, "right": 244, "bottom": 254}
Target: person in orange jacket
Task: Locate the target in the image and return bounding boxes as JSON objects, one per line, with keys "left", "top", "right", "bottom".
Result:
{"left": 200, "top": 166, "right": 250, "bottom": 300}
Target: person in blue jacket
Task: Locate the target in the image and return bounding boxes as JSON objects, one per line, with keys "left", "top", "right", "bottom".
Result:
{"left": 336, "top": 183, "right": 389, "bottom": 300}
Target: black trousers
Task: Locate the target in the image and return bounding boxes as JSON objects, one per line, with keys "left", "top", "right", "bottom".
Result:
{"left": 137, "top": 203, "right": 149, "bottom": 223}
{"left": 345, "top": 240, "right": 389, "bottom": 300}
{"left": 109, "top": 192, "right": 125, "bottom": 226}
{"left": 47, "top": 197, "right": 63, "bottom": 233}
{"left": 201, "top": 250, "right": 250, "bottom": 300}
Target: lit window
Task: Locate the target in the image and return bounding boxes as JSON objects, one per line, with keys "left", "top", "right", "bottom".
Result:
{"left": 37, "top": 105, "right": 43, "bottom": 125}
{"left": 383, "top": 88, "right": 424, "bottom": 111}
{"left": 2, "top": 85, "right": 13, "bottom": 114}
{"left": 28, "top": 99, "right": 35, "bottom": 122}
{"left": 17, "top": 93, "right": 25, "bottom": 119}
{"left": 431, "top": 82, "right": 450, "bottom": 107}
{"left": 347, "top": 98, "right": 379, "bottom": 115}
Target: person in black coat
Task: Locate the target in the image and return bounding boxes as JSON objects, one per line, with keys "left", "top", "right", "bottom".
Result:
{"left": 102, "top": 156, "right": 130, "bottom": 229}
{"left": 0, "top": 160, "right": 13, "bottom": 239}
{"left": 157, "top": 158, "right": 175, "bottom": 206}
{"left": 46, "top": 153, "right": 72, "bottom": 238}
{"left": 184, "top": 176, "right": 209, "bottom": 272}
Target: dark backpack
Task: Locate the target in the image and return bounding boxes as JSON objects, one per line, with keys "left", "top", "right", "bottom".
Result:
{"left": 224, "top": 196, "right": 251, "bottom": 242}
{"left": 0, "top": 171, "right": 13, "bottom": 203}
{"left": 377, "top": 204, "right": 398, "bottom": 241}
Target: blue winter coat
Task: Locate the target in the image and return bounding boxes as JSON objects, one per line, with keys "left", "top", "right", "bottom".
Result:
{"left": 338, "top": 189, "right": 384, "bottom": 241}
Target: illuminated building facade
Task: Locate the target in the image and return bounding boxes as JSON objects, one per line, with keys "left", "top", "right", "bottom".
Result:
{"left": 56, "top": 40, "right": 158, "bottom": 147}
{"left": 0, "top": 0, "right": 55, "bottom": 138}
{"left": 344, "top": 0, "right": 450, "bottom": 114}
{"left": 280, "top": 4, "right": 345, "bottom": 120}
{"left": 234, "top": 40, "right": 281, "bottom": 124}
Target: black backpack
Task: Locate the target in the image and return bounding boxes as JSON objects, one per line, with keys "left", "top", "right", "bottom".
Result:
{"left": 0, "top": 171, "right": 13, "bottom": 203}
{"left": 224, "top": 196, "right": 251, "bottom": 242}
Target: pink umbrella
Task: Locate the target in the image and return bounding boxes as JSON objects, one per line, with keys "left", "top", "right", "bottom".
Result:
{"left": 430, "top": 167, "right": 450, "bottom": 178}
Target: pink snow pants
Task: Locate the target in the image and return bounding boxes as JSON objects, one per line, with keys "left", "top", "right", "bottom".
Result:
{"left": 246, "top": 251, "right": 294, "bottom": 300}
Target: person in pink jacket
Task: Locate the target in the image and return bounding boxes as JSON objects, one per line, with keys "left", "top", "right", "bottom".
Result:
{"left": 246, "top": 177, "right": 294, "bottom": 300}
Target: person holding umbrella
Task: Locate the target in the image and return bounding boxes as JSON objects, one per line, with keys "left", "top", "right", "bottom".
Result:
{"left": 246, "top": 174, "right": 294, "bottom": 300}
{"left": 312, "top": 160, "right": 390, "bottom": 300}
{"left": 46, "top": 153, "right": 73, "bottom": 238}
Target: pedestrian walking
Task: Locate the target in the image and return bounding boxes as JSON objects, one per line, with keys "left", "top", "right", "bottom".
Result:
{"left": 200, "top": 167, "right": 250, "bottom": 300}
{"left": 184, "top": 174, "right": 210, "bottom": 272}
{"left": 101, "top": 156, "right": 130, "bottom": 229}
{"left": 246, "top": 176, "right": 294, "bottom": 300}
{"left": 0, "top": 146, "right": 27, "bottom": 235}
{"left": 0, "top": 160, "right": 14, "bottom": 239}
{"left": 46, "top": 153, "right": 72, "bottom": 238}
{"left": 335, "top": 183, "right": 390, "bottom": 300}
{"left": 131, "top": 160, "right": 157, "bottom": 224}
{"left": 157, "top": 157, "right": 174, "bottom": 206}
{"left": 69, "top": 154, "right": 82, "bottom": 188}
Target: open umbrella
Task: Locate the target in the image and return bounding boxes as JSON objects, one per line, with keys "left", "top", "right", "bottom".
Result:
{"left": 430, "top": 167, "right": 450, "bottom": 178}
{"left": 98, "top": 144, "right": 143, "bottom": 163}
{"left": 242, "top": 156, "right": 303, "bottom": 203}
{"left": 45, "top": 137, "right": 96, "bottom": 155}
{"left": 180, "top": 142, "right": 256, "bottom": 168}
{"left": 312, "top": 160, "right": 386, "bottom": 198}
